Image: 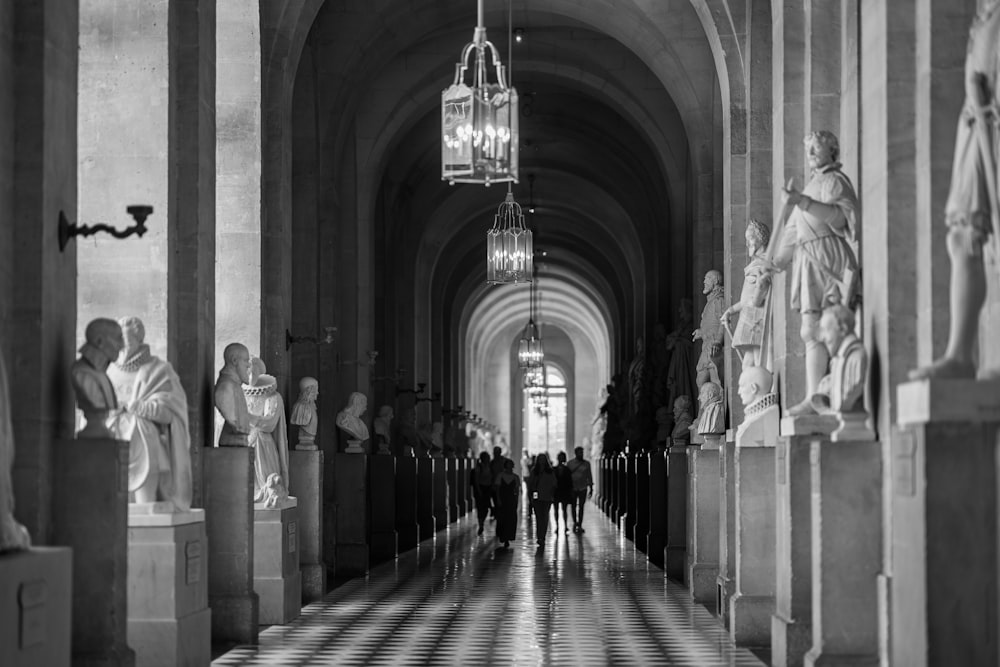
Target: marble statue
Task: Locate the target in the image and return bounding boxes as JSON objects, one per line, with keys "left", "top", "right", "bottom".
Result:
{"left": 398, "top": 407, "right": 419, "bottom": 456}
{"left": 0, "top": 348, "right": 30, "bottom": 552}
{"left": 106, "top": 316, "right": 193, "bottom": 511}
{"left": 768, "top": 131, "right": 860, "bottom": 414}
{"left": 374, "top": 405, "right": 394, "bottom": 455}
{"left": 214, "top": 342, "right": 251, "bottom": 446}
{"left": 810, "top": 305, "right": 869, "bottom": 425}
{"left": 72, "top": 318, "right": 125, "bottom": 439}
{"left": 260, "top": 473, "right": 285, "bottom": 509}
{"left": 651, "top": 322, "right": 670, "bottom": 410}
{"left": 431, "top": 421, "right": 445, "bottom": 456}
{"left": 289, "top": 377, "right": 319, "bottom": 451}
{"left": 598, "top": 377, "right": 626, "bottom": 454}
{"left": 693, "top": 270, "right": 726, "bottom": 388}
{"left": 628, "top": 337, "right": 648, "bottom": 418}
{"left": 695, "top": 381, "right": 726, "bottom": 436}
{"left": 669, "top": 395, "right": 692, "bottom": 447}
{"left": 735, "top": 365, "right": 779, "bottom": 444}
{"left": 244, "top": 357, "right": 290, "bottom": 506}
{"left": 336, "top": 391, "right": 370, "bottom": 454}
{"left": 911, "top": 2, "right": 1000, "bottom": 381}
{"left": 723, "top": 219, "right": 773, "bottom": 371}
{"left": 665, "top": 299, "right": 696, "bottom": 433}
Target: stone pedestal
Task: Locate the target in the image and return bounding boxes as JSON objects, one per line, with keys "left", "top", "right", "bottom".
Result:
{"left": 634, "top": 454, "right": 649, "bottom": 552}
{"left": 464, "top": 458, "right": 474, "bottom": 513}
{"left": 665, "top": 445, "right": 688, "bottom": 581}
{"left": 253, "top": 501, "right": 301, "bottom": 625}
{"left": 625, "top": 455, "right": 637, "bottom": 540}
{"left": 616, "top": 457, "right": 627, "bottom": 523}
{"left": 772, "top": 417, "right": 833, "bottom": 666}
{"left": 204, "top": 446, "right": 258, "bottom": 643}
{"left": 416, "top": 458, "right": 434, "bottom": 542}
{"left": 687, "top": 436, "right": 721, "bottom": 604}
{"left": 53, "top": 437, "right": 135, "bottom": 665}
{"left": 289, "top": 449, "right": 326, "bottom": 603}
{"left": 432, "top": 459, "right": 448, "bottom": 532}
{"left": 646, "top": 452, "right": 666, "bottom": 568}
{"left": 369, "top": 454, "right": 396, "bottom": 564}
{"left": 335, "top": 454, "right": 369, "bottom": 576}
{"left": 127, "top": 509, "right": 210, "bottom": 667}
{"left": 716, "top": 435, "right": 736, "bottom": 626}
{"left": 0, "top": 548, "right": 72, "bottom": 667}
{"left": 730, "top": 413, "right": 778, "bottom": 648}
{"left": 395, "top": 457, "right": 419, "bottom": 552}
{"left": 803, "top": 437, "right": 881, "bottom": 666}
{"left": 890, "top": 379, "right": 1000, "bottom": 666}
{"left": 455, "top": 458, "right": 467, "bottom": 516}
{"left": 446, "top": 458, "right": 459, "bottom": 522}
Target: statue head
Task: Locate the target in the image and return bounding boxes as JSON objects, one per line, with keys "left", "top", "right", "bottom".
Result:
{"left": 745, "top": 219, "right": 771, "bottom": 256}
{"left": 635, "top": 337, "right": 644, "bottom": 355}
{"left": 83, "top": 318, "right": 125, "bottom": 363}
{"left": 298, "top": 376, "right": 319, "bottom": 401}
{"left": 804, "top": 130, "right": 839, "bottom": 169}
{"left": 377, "top": 405, "right": 393, "bottom": 421}
{"left": 703, "top": 269, "right": 723, "bottom": 294}
{"left": 673, "top": 395, "right": 692, "bottom": 419}
{"left": 698, "top": 381, "right": 723, "bottom": 408}
{"left": 346, "top": 391, "right": 367, "bottom": 417}
{"left": 738, "top": 365, "right": 773, "bottom": 407}
{"left": 117, "top": 316, "right": 146, "bottom": 357}
{"left": 248, "top": 356, "right": 266, "bottom": 386}
{"left": 222, "top": 343, "right": 251, "bottom": 384}
{"left": 819, "top": 304, "right": 855, "bottom": 357}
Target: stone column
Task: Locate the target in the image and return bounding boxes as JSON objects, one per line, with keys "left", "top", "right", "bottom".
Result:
{"left": 687, "top": 436, "right": 721, "bottom": 604}
{"left": 891, "top": 379, "right": 1000, "bottom": 666}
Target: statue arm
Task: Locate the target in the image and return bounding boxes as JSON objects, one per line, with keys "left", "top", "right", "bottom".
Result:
{"left": 770, "top": 221, "right": 797, "bottom": 271}
{"left": 250, "top": 397, "right": 281, "bottom": 432}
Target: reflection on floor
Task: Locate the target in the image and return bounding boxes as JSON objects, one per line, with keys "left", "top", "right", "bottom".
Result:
{"left": 213, "top": 501, "right": 763, "bottom": 666}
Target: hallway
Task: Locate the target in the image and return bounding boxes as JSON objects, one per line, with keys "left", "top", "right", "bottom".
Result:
{"left": 213, "top": 502, "right": 763, "bottom": 666}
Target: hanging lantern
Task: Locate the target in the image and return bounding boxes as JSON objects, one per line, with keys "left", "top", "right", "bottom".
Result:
{"left": 517, "top": 319, "right": 543, "bottom": 369}
{"left": 487, "top": 190, "right": 533, "bottom": 284}
{"left": 441, "top": 1, "right": 519, "bottom": 185}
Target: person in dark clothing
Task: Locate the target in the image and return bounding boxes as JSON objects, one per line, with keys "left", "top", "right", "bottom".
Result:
{"left": 488, "top": 445, "right": 507, "bottom": 519}
{"left": 472, "top": 451, "right": 494, "bottom": 535}
{"left": 494, "top": 458, "right": 520, "bottom": 549}
{"left": 554, "top": 451, "right": 574, "bottom": 533}
{"left": 528, "top": 453, "right": 557, "bottom": 548}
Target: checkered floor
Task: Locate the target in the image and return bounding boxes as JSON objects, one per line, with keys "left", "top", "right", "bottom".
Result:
{"left": 213, "top": 500, "right": 763, "bottom": 666}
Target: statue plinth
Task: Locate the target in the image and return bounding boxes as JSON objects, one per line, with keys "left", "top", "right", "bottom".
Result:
{"left": 295, "top": 435, "right": 317, "bottom": 452}
{"left": 217, "top": 433, "right": 248, "bottom": 447}
{"left": 345, "top": 439, "right": 365, "bottom": 454}
{"left": 78, "top": 409, "right": 114, "bottom": 439}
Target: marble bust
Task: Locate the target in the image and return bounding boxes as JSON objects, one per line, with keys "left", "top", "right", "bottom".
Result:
{"left": 695, "top": 381, "right": 726, "bottom": 436}
{"left": 723, "top": 219, "right": 773, "bottom": 371}
{"left": 72, "top": 317, "right": 125, "bottom": 439}
{"left": 336, "top": 391, "right": 370, "bottom": 454}
{"left": 811, "top": 305, "right": 873, "bottom": 440}
{"left": 0, "top": 349, "right": 30, "bottom": 552}
{"left": 106, "top": 316, "right": 193, "bottom": 511}
{"left": 769, "top": 130, "right": 860, "bottom": 414}
{"left": 693, "top": 270, "right": 725, "bottom": 388}
{"left": 244, "top": 357, "right": 290, "bottom": 506}
{"left": 374, "top": 405, "right": 393, "bottom": 455}
{"left": 735, "top": 365, "right": 779, "bottom": 446}
{"left": 290, "top": 376, "right": 319, "bottom": 451}
{"left": 214, "top": 342, "right": 251, "bottom": 447}
{"left": 670, "top": 395, "right": 692, "bottom": 447}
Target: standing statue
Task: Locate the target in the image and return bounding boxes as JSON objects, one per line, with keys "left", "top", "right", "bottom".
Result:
{"left": 289, "top": 377, "right": 319, "bottom": 451}
{"left": 598, "top": 376, "right": 626, "bottom": 454}
{"left": 693, "top": 270, "right": 726, "bottom": 388}
{"left": 627, "top": 337, "right": 653, "bottom": 446}
{"left": 766, "top": 131, "right": 860, "bottom": 414}
{"left": 0, "top": 348, "right": 30, "bottom": 552}
{"left": 72, "top": 318, "right": 125, "bottom": 439}
{"left": 336, "top": 391, "right": 370, "bottom": 454}
{"left": 723, "top": 219, "right": 773, "bottom": 371}
{"left": 244, "top": 357, "right": 290, "bottom": 505}
{"left": 397, "top": 407, "right": 420, "bottom": 456}
{"left": 665, "top": 299, "right": 697, "bottom": 425}
{"left": 214, "top": 343, "right": 251, "bottom": 447}
{"left": 911, "top": 3, "right": 1000, "bottom": 381}
{"left": 695, "top": 381, "right": 726, "bottom": 436}
{"left": 736, "top": 365, "right": 779, "bottom": 445}
{"left": 669, "top": 395, "right": 693, "bottom": 447}
{"left": 106, "top": 316, "right": 193, "bottom": 511}
{"left": 650, "top": 322, "right": 670, "bottom": 410}
{"left": 374, "top": 405, "right": 394, "bottom": 455}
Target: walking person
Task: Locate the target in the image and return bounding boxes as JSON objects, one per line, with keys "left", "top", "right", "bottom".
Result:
{"left": 472, "top": 451, "right": 494, "bottom": 536}
{"left": 566, "top": 446, "right": 594, "bottom": 533}
{"left": 528, "top": 453, "right": 557, "bottom": 548}
{"left": 488, "top": 445, "right": 507, "bottom": 520}
{"left": 554, "top": 451, "right": 574, "bottom": 533}
{"left": 494, "top": 459, "right": 520, "bottom": 549}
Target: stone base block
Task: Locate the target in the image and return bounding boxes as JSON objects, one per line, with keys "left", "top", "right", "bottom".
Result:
{"left": 335, "top": 454, "right": 370, "bottom": 576}
{"left": 127, "top": 511, "right": 209, "bottom": 666}
{"left": 253, "top": 503, "right": 301, "bottom": 625}
{"left": 772, "top": 613, "right": 812, "bottom": 667}
{"left": 688, "top": 562, "right": 718, "bottom": 604}
{"left": 687, "top": 447, "right": 719, "bottom": 604}
{"left": 289, "top": 450, "right": 325, "bottom": 604}
{"left": 127, "top": 607, "right": 210, "bottom": 667}
{"left": 0, "top": 547, "right": 72, "bottom": 667}
{"left": 730, "top": 593, "right": 774, "bottom": 647}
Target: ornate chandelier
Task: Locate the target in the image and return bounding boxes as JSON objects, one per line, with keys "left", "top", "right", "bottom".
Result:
{"left": 441, "top": 0, "right": 519, "bottom": 186}
{"left": 517, "top": 272, "right": 544, "bottom": 368}
{"left": 486, "top": 187, "right": 532, "bottom": 284}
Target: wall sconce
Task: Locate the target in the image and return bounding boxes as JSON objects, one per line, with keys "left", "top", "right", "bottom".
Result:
{"left": 58, "top": 205, "right": 154, "bottom": 252}
{"left": 372, "top": 366, "right": 407, "bottom": 386}
{"left": 397, "top": 382, "right": 427, "bottom": 398}
{"left": 415, "top": 392, "right": 441, "bottom": 405}
{"left": 339, "top": 350, "right": 379, "bottom": 368}
{"left": 285, "top": 326, "right": 338, "bottom": 351}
